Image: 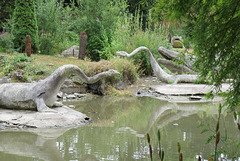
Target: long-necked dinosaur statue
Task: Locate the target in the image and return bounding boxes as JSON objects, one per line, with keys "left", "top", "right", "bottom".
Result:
{"left": 116, "top": 46, "right": 199, "bottom": 83}
{"left": 157, "top": 46, "right": 196, "bottom": 74}
{"left": 0, "top": 65, "right": 120, "bottom": 112}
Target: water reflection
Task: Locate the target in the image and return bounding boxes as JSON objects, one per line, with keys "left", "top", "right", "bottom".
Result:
{"left": 0, "top": 128, "right": 68, "bottom": 161}
{"left": 63, "top": 96, "right": 239, "bottom": 160}
{"left": 0, "top": 96, "right": 239, "bottom": 161}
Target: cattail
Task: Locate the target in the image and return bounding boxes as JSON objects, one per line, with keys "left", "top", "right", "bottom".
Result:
{"left": 157, "top": 129, "right": 161, "bottom": 144}
{"left": 216, "top": 131, "right": 220, "bottom": 146}
{"left": 216, "top": 120, "right": 219, "bottom": 132}
{"left": 179, "top": 153, "right": 183, "bottom": 161}
{"left": 161, "top": 150, "right": 164, "bottom": 161}
{"left": 208, "top": 156, "right": 212, "bottom": 161}
{"left": 149, "top": 144, "right": 152, "bottom": 161}
{"left": 198, "top": 156, "right": 201, "bottom": 161}
{"left": 177, "top": 142, "right": 181, "bottom": 153}
{"left": 146, "top": 133, "right": 152, "bottom": 161}
{"left": 147, "top": 133, "right": 151, "bottom": 144}
{"left": 159, "top": 149, "right": 164, "bottom": 161}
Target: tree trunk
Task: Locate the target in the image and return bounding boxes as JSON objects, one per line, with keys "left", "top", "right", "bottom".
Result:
{"left": 79, "top": 32, "right": 87, "bottom": 60}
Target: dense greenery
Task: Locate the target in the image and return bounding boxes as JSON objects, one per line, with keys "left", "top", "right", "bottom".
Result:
{"left": 12, "top": 0, "right": 39, "bottom": 52}
{"left": 0, "top": 0, "right": 239, "bottom": 109}
{"left": 36, "top": 0, "right": 73, "bottom": 55}
{"left": 0, "top": 0, "right": 171, "bottom": 75}
{"left": 73, "top": 0, "right": 127, "bottom": 61}
{"left": 168, "top": 0, "right": 240, "bottom": 112}
{"left": 0, "top": 0, "right": 239, "bottom": 159}
{"left": 0, "top": 0, "right": 15, "bottom": 31}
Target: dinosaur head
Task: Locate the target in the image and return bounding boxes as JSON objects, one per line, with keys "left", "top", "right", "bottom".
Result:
{"left": 107, "top": 69, "right": 120, "bottom": 77}
{"left": 116, "top": 51, "right": 128, "bottom": 57}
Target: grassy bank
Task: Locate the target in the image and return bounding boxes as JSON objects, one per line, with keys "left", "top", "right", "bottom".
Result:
{"left": 0, "top": 53, "right": 138, "bottom": 87}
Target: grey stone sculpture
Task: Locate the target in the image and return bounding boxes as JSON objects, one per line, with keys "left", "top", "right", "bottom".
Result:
{"left": 157, "top": 46, "right": 196, "bottom": 74}
{"left": 116, "top": 46, "right": 198, "bottom": 83}
{"left": 0, "top": 65, "right": 120, "bottom": 112}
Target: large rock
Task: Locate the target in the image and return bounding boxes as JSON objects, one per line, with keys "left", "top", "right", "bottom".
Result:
{"left": 59, "top": 45, "right": 79, "bottom": 57}
{"left": 150, "top": 83, "right": 230, "bottom": 95}
{"left": 0, "top": 106, "right": 90, "bottom": 128}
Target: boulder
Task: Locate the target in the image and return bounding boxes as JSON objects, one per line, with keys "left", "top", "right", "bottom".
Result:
{"left": 0, "top": 106, "right": 90, "bottom": 128}
{"left": 59, "top": 45, "right": 79, "bottom": 57}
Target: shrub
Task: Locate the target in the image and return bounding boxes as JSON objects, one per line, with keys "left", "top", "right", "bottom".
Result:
{"left": 0, "top": 0, "right": 15, "bottom": 31}
{"left": 12, "top": 0, "right": 39, "bottom": 52}
{"left": 0, "top": 53, "right": 50, "bottom": 82}
{"left": 72, "top": 0, "right": 127, "bottom": 61}
{"left": 0, "top": 30, "right": 14, "bottom": 52}
{"left": 36, "top": 0, "right": 75, "bottom": 55}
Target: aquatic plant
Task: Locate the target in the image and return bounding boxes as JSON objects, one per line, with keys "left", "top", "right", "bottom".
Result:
{"left": 147, "top": 129, "right": 165, "bottom": 161}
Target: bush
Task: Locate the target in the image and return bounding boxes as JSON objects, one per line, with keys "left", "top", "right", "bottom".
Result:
{"left": 36, "top": 0, "right": 75, "bottom": 55}
{"left": 12, "top": 0, "right": 39, "bottom": 52}
{"left": 0, "top": 53, "right": 50, "bottom": 82}
{"left": 0, "top": 0, "right": 15, "bottom": 31}
{"left": 72, "top": 0, "right": 127, "bottom": 61}
{"left": 0, "top": 30, "right": 14, "bottom": 52}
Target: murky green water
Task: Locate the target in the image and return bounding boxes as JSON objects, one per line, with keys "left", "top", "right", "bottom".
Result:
{"left": 0, "top": 96, "right": 239, "bottom": 161}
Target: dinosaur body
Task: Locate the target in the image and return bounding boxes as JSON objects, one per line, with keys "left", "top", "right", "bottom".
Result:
{"left": 0, "top": 65, "right": 119, "bottom": 112}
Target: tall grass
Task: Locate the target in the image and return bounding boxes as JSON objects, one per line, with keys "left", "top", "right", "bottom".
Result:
{"left": 105, "top": 12, "right": 171, "bottom": 75}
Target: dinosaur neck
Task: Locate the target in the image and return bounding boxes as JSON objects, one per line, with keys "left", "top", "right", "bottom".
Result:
{"left": 34, "top": 65, "right": 118, "bottom": 99}
{"left": 36, "top": 65, "right": 108, "bottom": 93}
{"left": 117, "top": 46, "right": 175, "bottom": 83}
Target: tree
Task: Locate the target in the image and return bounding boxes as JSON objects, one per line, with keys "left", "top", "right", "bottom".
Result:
{"left": 0, "top": 0, "right": 15, "bottom": 31}
{"left": 127, "top": 0, "right": 156, "bottom": 30}
{"left": 74, "top": 0, "right": 127, "bottom": 61}
{"left": 169, "top": 0, "right": 240, "bottom": 112}
{"left": 12, "top": 0, "right": 39, "bottom": 52}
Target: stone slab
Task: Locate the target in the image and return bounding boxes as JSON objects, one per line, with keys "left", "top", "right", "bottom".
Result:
{"left": 0, "top": 106, "right": 90, "bottom": 129}
{"left": 150, "top": 83, "right": 230, "bottom": 95}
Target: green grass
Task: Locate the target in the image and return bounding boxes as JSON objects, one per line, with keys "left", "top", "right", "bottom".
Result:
{"left": 0, "top": 52, "right": 138, "bottom": 84}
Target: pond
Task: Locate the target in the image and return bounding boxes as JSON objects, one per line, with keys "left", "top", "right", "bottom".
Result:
{"left": 0, "top": 96, "right": 239, "bottom": 161}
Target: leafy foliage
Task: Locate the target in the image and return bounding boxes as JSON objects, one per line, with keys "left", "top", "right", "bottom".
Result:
{"left": 105, "top": 12, "right": 170, "bottom": 75}
{"left": 12, "top": 0, "right": 39, "bottom": 52}
{"left": 0, "top": 0, "right": 15, "bottom": 31}
{"left": 73, "top": 0, "right": 127, "bottom": 61}
{"left": 169, "top": 0, "right": 240, "bottom": 112}
{"left": 0, "top": 30, "right": 14, "bottom": 52}
{"left": 127, "top": 0, "right": 156, "bottom": 29}
{"left": 36, "top": 0, "right": 75, "bottom": 55}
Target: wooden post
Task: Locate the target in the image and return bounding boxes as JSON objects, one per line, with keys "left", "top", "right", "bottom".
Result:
{"left": 168, "top": 33, "right": 172, "bottom": 43}
{"left": 79, "top": 32, "right": 87, "bottom": 60}
{"left": 25, "top": 35, "right": 31, "bottom": 57}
